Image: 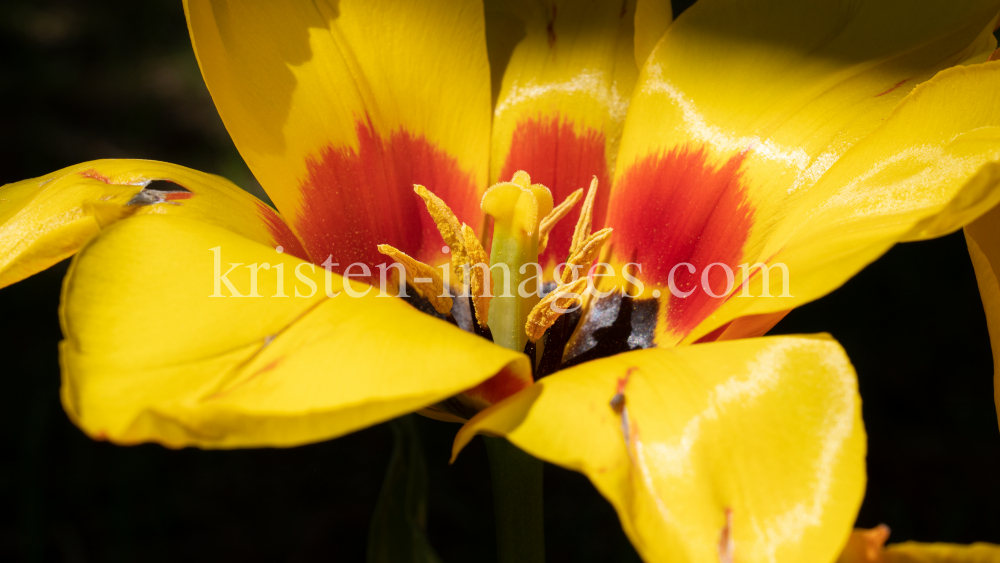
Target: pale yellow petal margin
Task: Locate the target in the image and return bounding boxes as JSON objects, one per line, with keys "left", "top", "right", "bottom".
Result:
{"left": 454, "top": 335, "right": 866, "bottom": 563}
{"left": 964, "top": 203, "right": 1000, "bottom": 429}
{"left": 60, "top": 215, "right": 529, "bottom": 449}
{"left": 688, "top": 62, "right": 1000, "bottom": 343}
{"left": 0, "top": 159, "right": 303, "bottom": 290}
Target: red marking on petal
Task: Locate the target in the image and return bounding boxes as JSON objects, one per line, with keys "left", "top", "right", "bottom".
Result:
{"left": 462, "top": 365, "right": 531, "bottom": 406}
{"left": 80, "top": 169, "right": 111, "bottom": 183}
{"left": 607, "top": 144, "right": 754, "bottom": 338}
{"left": 876, "top": 79, "right": 908, "bottom": 97}
{"left": 617, "top": 367, "right": 636, "bottom": 394}
{"left": 253, "top": 358, "right": 282, "bottom": 376}
{"left": 295, "top": 118, "right": 482, "bottom": 277}
{"left": 210, "top": 356, "right": 285, "bottom": 400}
{"left": 165, "top": 192, "right": 193, "bottom": 201}
{"left": 256, "top": 202, "right": 309, "bottom": 260}
{"left": 498, "top": 116, "right": 609, "bottom": 270}
{"left": 693, "top": 321, "right": 731, "bottom": 344}
{"left": 697, "top": 310, "right": 790, "bottom": 343}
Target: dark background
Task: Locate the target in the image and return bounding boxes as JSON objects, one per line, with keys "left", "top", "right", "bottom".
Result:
{"left": 1, "top": 1, "right": 998, "bottom": 561}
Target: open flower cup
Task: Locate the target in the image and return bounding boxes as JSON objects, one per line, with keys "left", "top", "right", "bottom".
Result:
{"left": 4, "top": 0, "right": 1000, "bottom": 561}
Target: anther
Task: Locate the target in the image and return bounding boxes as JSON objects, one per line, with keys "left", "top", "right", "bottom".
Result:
{"left": 560, "top": 227, "right": 613, "bottom": 284}
{"left": 462, "top": 224, "right": 492, "bottom": 329}
{"left": 414, "top": 184, "right": 469, "bottom": 283}
{"left": 538, "top": 187, "right": 584, "bottom": 254}
{"left": 569, "top": 176, "right": 599, "bottom": 257}
{"left": 525, "top": 277, "right": 588, "bottom": 342}
{"left": 377, "top": 244, "right": 453, "bottom": 315}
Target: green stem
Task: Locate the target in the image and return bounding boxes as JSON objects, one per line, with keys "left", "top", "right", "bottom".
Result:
{"left": 484, "top": 437, "right": 545, "bottom": 563}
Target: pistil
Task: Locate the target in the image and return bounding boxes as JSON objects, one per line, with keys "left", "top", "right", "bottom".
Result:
{"left": 481, "top": 171, "right": 553, "bottom": 352}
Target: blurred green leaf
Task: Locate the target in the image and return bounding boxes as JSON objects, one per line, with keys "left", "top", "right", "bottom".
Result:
{"left": 367, "top": 416, "right": 442, "bottom": 563}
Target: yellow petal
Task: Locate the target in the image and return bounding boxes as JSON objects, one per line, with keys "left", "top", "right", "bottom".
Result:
{"left": 606, "top": 0, "right": 1000, "bottom": 344}
{"left": 60, "top": 215, "right": 529, "bottom": 448}
{"left": 455, "top": 334, "right": 866, "bottom": 563}
{"left": 964, "top": 203, "right": 1000, "bottom": 427}
{"left": 605, "top": 6, "right": 1000, "bottom": 343}
{"left": 0, "top": 159, "right": 303, "bottom": 290}
{"left": 487, "top": 0, "right": 639, "bottom": 271}
{"left": 184, "top": 0, "right": 491, "bottom": 269}
{"left": 690, "top": 62, "right": 1000, "bottom": 343}
{"left": 615, "top": 0, "right": 999, "bottom": 202}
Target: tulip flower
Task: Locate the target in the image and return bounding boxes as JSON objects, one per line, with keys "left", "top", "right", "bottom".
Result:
{"left": 4, "top": 0, "right": 1000, "bottom": 561}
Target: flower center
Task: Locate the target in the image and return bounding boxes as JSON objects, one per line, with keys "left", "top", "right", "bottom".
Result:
{"left": 376, "top": 171, "right": 611, "bottom": 358}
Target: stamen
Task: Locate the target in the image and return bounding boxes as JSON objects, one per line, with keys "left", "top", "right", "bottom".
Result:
{"left": 569, "top": 176, "right": 599, "bottom": 257}
{"left": 560, "top": 227, "right": 613, "bottom": 284}
{"left": 462, "top": 224, "right": 492, "bottom": 329}
{"left": 525, "top": 277, "right": 588, "bottom": 342}
{"left": 538, "top": 187, "right": 584, "bottom": 254}
{"left": 377, "top": 244, "right": 453, "bottom": 315}
{"left": 413, "top": 184, "right": 468, "bottom": 282}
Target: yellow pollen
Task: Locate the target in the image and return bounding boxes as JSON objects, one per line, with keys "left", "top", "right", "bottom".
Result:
{"left": 538, "top": 187, "right": 584, "bottom": 254}
{"left": 376, "top": 244, "right": 453, "bottom": 315}
{"left": 461, "top": 223, "right": 492, "bottom": 328}
{"left": 561, "top": 227, "right": 613, "bottom": 284}
{"left": 569, "top": 176, "right": 599, "bottom": 257}
{"left": 525, "top": 278, "right": 589, "bottom": 342}
{"left": 413, "top": 184, "right": 468, "bottom": 284}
